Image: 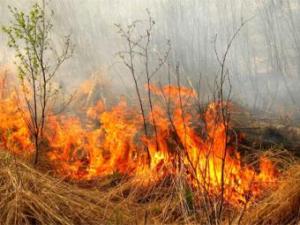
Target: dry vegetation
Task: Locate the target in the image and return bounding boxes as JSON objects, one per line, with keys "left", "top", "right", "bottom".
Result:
{"left": 0, "top": 148, "right": 299, "bottom": 225}
{"left": 1, "top": 2, "right": 300, "bottom": 224}
{"left": 1, "top": 62, "right": 300, "bottom": 225}
{"left": 242, "top": 163, "right": 300, "bottom": 225}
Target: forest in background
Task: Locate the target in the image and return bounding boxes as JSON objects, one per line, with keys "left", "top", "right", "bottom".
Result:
{"left": 0, "top": 0, "right": 299, "bottom": 113}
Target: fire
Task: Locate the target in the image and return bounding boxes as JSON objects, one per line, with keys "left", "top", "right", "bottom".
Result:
{"left": 0, "top": 70, "right": 277, "bottom": 206}
{"left": 0, "top": 70, "right": 33, "bottom": 156}
{"left": 47, "top": 83, "right": 277, "bottom": 206}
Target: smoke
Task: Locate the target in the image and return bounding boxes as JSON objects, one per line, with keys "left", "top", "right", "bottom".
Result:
{"left": 0, "top": 0, "right": 299, "bottom": 113}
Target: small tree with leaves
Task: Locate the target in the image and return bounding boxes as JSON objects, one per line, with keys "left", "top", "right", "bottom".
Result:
{"left": 2, "top": 1, "right": 73, "bottom": 164}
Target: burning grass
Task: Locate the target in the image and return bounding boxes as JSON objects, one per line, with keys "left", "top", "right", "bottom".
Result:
{"left": 0, "top": 150, "right": 299, "bottom": 225}
{"left": 0, "top": 81, "right": 278, "bottom": 205}
{"left": 242, "top": 163, "right": 300, "bottom": 225}
{"left": 1, "top": 69, "right": 300, "bottom": 224}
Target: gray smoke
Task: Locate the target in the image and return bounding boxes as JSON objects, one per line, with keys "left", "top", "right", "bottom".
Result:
{"left": 0, "top": 0, "right": 299, "bottom": 114}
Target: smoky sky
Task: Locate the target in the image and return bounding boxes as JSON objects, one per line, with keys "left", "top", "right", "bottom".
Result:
{"left": 0, "top": 0, "right": 299, "bottom": 113}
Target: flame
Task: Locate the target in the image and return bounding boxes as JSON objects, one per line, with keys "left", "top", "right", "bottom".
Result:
{"left": 47, "top": 84, "right": 278, "bottom": 206}
{"left": 0, "top": 70, "right": 277, "bottom": 206}
{"left": 0, "top": 71, "right": 33, "bottom": 156}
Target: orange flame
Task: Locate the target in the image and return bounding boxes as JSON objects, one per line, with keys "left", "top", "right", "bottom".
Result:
{"left": 0, "top": 71, "right": 33, "bottom": 156}
{"left": 0, "top": 71, "right": 277, "bottom": 206}
{"left": 47, "top": 84, "right": 277, "bottom": 206}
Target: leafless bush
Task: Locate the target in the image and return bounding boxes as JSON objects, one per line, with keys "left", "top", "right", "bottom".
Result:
{"left": 115, "top": 9, "right": 170, "bottom": 165}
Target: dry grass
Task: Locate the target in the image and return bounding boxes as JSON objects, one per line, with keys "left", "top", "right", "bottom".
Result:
{"left": 0, "top": 150, "right": 300, "bottom": 225}
{"left": 241, "top": 163, "right": 300, "bottom": 225}
{"left": 0, "top": 151, "right": 134, "bottom": 225}
{"left": 0, "top": 150, "right": 189, "bottom": 225}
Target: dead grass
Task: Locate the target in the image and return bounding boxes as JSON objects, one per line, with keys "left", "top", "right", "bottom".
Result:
{"left": 241, "top": 163, "right": 300, "bottom": 225}
{"left": 0, "top": 150, "right": 189, "bottom": 225}
{"left": 0, "top": 150, "right": 300, "bottom": 225}
{"left": 0, "top": 151, "right": 134, "bottom": 225}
